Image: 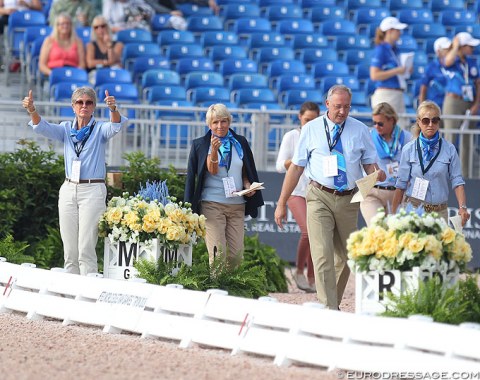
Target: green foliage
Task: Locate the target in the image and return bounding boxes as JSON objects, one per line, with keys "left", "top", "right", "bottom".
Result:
{"left": 32, "top": 226, "right": 64, "bottom": 269}
{"left": 382, "top": 275, "right": 480, "bottom": 325}
{"left": 108, "top": 152, "right": 186, "bottom": 201}
{"left": 0, "top": 140, "right": 64, "bottom": 243}
{"left": 0, "top": 234, "right": 33, "bottom": 264}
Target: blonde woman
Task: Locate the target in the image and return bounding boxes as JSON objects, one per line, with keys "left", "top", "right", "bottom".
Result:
{"left": 86, "top": 15, "right": 123, "bottom": 72}
{"left": 39, "top": 13, "right": 86, "bottom": 77}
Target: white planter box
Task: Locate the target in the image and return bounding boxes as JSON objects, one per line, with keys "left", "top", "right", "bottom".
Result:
{"left": 103, "top": 239, "right": 192, "bottom": 280}
{"left": 355, "top": 265, "right": 459, "bottom": 315}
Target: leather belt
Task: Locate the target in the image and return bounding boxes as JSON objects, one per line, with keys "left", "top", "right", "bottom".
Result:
{"left": 374, "top": 185, "right": 396, "bottom": 191}
{"left": 66, "top": 178, "right": 105, "bottom": 184}
{"left": 405, "top": 196, "right": 447, "bottom": 212}
{"left": 446, "top": 92, "right": 463, "bottom": 100}
{"left": 310, "top": 180, "right": 357, "bottom": 196}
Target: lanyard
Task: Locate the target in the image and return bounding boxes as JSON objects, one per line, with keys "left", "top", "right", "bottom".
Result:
{"left": 73, "top": 121, "right": 96, "bottom": 158}
{"left": 417, "top": 138, "right": 442, "bottom": 175}
{"left": 460, "top": 61, "right": 469, "bottom": 84}
{"left": 323, "top": 117, "right": 345, "bottom": 152}
{"left": 218, "top": 142, "right": 233, "bottom": 174}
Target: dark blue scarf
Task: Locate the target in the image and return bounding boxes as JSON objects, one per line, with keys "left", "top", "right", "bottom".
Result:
{"left": 216, "top": 130, "right": 244, "bottom": 168}
{"left": 70, "top": 119, "right": 93, "bottom": 143}
{"left": 372, "top": 125, "right": 404, "bottom": 160}
{"left": 419, "top": 131, "right": 440, "bottom": 161}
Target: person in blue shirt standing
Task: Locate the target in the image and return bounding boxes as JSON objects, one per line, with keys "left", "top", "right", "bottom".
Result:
{"left": 370, "top": 17, "right": 409, "bottom": 129}
{"left": 22, "top": 87, "right": 128, "bottom": 275}
{"left": 392, "top": 101, "right": 470, "bottom": 227}
{"left": 418, "top": 37, "right": 451, "bottom": 109}
{"left": 361, "top": 102, "right": 412, "bottom": 226}
{"left": 442, "top": 32, "right": 480, "bottom": 178}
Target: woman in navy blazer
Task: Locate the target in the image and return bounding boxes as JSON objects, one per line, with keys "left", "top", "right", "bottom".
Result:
{"left": 185, "top": 104, "right": 264, "bottom": 267}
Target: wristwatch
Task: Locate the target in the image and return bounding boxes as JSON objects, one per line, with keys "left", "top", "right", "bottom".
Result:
{"left": 109, "top": 104, "right": 118, "bottom": 112}
{"left": 460, "top": 205, "right": 468, "bottom": 210}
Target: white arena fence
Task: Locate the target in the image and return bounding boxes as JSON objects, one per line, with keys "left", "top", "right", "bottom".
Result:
{"left": 1, "top": 99, "right": 480, "bottom": 177}
{"left": 1, "top": 259, "right": 480, "bottom": 374}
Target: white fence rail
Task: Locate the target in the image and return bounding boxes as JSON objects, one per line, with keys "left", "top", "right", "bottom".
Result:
{"left": 1, "top": 260, "right": 479, "bottom": 373}
{"left": 0, "top": 100, "right": 479, "bottom": 176}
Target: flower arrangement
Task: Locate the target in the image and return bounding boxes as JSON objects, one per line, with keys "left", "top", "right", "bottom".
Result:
{"left": 347, "top": 208, "right": 472, "bottom": 273}
{"left": 98, "top": 180, "right": 206, "bottom": 249}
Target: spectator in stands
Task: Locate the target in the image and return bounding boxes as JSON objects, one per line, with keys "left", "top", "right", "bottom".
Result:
{"left": 144, "top": 0, "right": 187, "bottom": 30}
{"left": 49, "top": 0, "right": 95, "bottom": 27}
{"left": 39, "top": 13, "right": 86, "bottom": 77}
{"left": 360, "top": 102, "right": 412, "bottom": 226}
{"left": 392, "top": 101, "right": 470, "bottom": 226}
{"left": 175, "top": 0, "right": 219, "bottom": 14}
{"left": 370, "top": 17, "right": 409, "bottom": 129}
{"left": 274, "top": 85, "right": 386, "bottom": 310}
{"left": 103, "top": 0, "right": 155, "bottom": 33}
{"left": 185, "top": 103, "right": 264, "bottom": 268}
{"left": 21, "top": 87, "right": 128, "bottom": 275}
{"left": 442, "top": 32, "right": 480, "bottom": 178}
{"left": 0, "top": 0, "right": 42, "bottom": 35}
{"left": 276, "top": 101, "right": 320, "bottom": 293}
{"left": 86, "top": 15, "right": 124, "bottom": 83}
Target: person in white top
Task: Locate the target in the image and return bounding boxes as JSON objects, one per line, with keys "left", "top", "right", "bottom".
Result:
{"left": 276, "top": 101, "right": 320, "bottom": 293}
{"left": 0, "top": 0, "right": 42, "bottom": 34}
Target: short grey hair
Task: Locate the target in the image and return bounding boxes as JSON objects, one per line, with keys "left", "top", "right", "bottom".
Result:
{"left": 71, "top": 86, "right": 97, "bottom": 106}
{"left": 206, "top": 103, "right": 232, "bottom": 125}
{"left": 326, "top": 84, "right": 352, "bottom": 101}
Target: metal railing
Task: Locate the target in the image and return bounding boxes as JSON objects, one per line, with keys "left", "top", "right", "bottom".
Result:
{"left": 1, "top": 99, "right": 479, "bottom": 177}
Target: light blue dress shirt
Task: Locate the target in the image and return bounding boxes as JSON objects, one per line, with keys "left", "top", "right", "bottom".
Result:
{"left": 29, "top": 115, "right": 127, "bottom": 179}
{"left": 293, "top": 114, "right": 378, "bottom": 190}
{"left": 395, "top": 138, "right": 465, "bottom": 204}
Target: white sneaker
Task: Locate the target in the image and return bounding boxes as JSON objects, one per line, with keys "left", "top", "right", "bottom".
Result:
{"left": 292, "top": 272, "right": 310, "bottom": 291}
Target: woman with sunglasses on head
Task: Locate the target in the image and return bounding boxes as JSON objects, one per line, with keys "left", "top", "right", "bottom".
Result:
{"left": 392, "top": 101, "right": 470, "bottom": 226}
{"left": 360, "top": 102, "right": 413, "bottom": 226}
{"left": 21, "top": 87, "right": 128, "bottom": 275}
{"left": 86, "top": 15, "right": 124, "bottom": 80}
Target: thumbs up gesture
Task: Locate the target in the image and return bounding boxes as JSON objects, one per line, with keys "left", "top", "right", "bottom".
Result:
{"left": 22, "top": 90, "right": 36, "bottom": 114}
{"left": 104, "top": 90, "right": 117, "bottom": 111}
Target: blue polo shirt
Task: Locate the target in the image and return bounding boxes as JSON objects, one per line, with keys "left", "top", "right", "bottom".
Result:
{"left": 420, "top": 58, "right": 448, "bottom": 108}
{"left": 444, "top": 56, "right": 479, "bottom": 97}
{"left": 370, "top": 42, "right": 402, "bottom": 89}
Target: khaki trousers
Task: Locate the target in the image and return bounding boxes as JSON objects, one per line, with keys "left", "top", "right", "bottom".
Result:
{"left": 442, "top": 95, "right": 472, "bottom": 177}
{"left": 360, "top": 187, "right": 395, "bottom": 226}
{"left": 200, "top": 201, "right": 245, "bottom": 268}
{"left": 305, "top": 183, "right": 359, "bottom": 309}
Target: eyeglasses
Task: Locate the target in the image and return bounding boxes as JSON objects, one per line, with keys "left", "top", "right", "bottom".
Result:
{"left": 93, "top": 24, "right": 107, "bottom": 30}
{"left": 331, "top": 104, "right": 351, "bottom": 111}
{"left": 372, "top": 121, "right": 384, "bottom": 127}
{"left": 420, "top": 117, "right": 441, "bottom": 125}
{"left": 74, "top": 100, "right": 94, "bottom": 107}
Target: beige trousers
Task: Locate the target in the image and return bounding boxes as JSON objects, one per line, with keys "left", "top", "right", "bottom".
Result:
{"left": 305, "top": 183, "right": 359, "bottom": 309}
{"left": 360, "top": 187, "right": 395, "bottom": 226}
{"left": 200, "top": 201, "right": 245, "bottom": 268}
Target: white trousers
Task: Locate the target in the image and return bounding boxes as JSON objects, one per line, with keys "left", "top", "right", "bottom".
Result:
{"left": 58, "top": 181, "right": 106, "bottom": 275}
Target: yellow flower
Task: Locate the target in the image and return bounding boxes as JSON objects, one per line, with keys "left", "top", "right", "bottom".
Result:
{"left": 408, "top": 237, "right": 425, "bottom": 253}
{"left": 124, "top": 211, "right": 141, "bottom": 231}
{"left": 424, "top": 234, "right": 443, "bottom": 260}
{"left": 106, "top": 207, "right": 123, "bottom": 225}
{"left": 398, "top": 231, "right": 416, "bottom": 249}
{"left": 142, "top": 213, "right": 159, "bottom": 233}
{"left": 441, "top": 228, "right": 456, "bottom": 245}
{"left": 376, "top": 232, "right": 399, "bottom": 258}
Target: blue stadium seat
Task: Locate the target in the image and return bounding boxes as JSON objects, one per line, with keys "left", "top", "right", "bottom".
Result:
{"left": 51, "top": 81, "right": 89, "bottom": 101}
{"left": 275, "top": 73, "right": 316, "bottom": 96}
{"left": 264, "top": 4, "right": 303, "bottom": 23}
{"left": 116, "top": 28, "right": 152, "bottom": 44}
{"left": 299, "top": 0, "right": 335, "bottom": 7}
{"left": 350, "top": 90, "right": 367, "bottom": 106}
{"left": 232, "top": 88, "right": 276, "bottom": 106}
{"left": 150, "top": 14, "right": 173, "bottom": 35}
{"left": 141, "top": 69, "right": 181, "bottom": 89}
{"left": 280, "top": 89, "right": 323, "bottom": 109}
{"left": 309, "top": 6, "right": 345, "bottom": 26}
{"left": 49, "top": 67, "right": 88, "bottom": 92}
{"left": 264, "top": 59, "right": 306, "bottom": 79}
{"left": 200, "top": 31, "right": 239, "bottom": 50}
{"left": 177, "top": 3, "right": 213, "bottom": 17}
{"left": 317, "top": 76, "right": 360, "bottom": 94}
{"left": 247, "top": 32, "right": 285, "bottom": 53}
{"left": 209, "top": 45, "right": 247, "bottom": 64}
{"left": 75, "top": 27, "right": 91, "bottom": 45}
{"left": 354, "top": 62, "right": 371, "bottom": 84}
{"left": 430, "top": 0, "right": 465, "bottom": 12}
{"left": 131, "top": 56, "right": 170, "bottom": 85}
{"left": 410, "top": 23, "right": 447, "bottom": 41}
{"left": 157, "top": 30, "right": 195, "bottom": 48}
{"left": 352, "top": 7, "right": 390, "bottom": 29}
{"left": 163, "top": 43, "right": 204, "bottom": 62}
{"left": 121, "top": 42, "right": 162, "bottom": 71}
{"left": 21, "top": 25, "right": 51, "bottom": 74}
{"left": 318, "top": 20, "right": 356, "bottom": 37}
{"left": 258, "top": 0, "right": 294, "bottom": 6}
{"left": 94, "top": 68, "right": 132, "bottom": 88}
{"left": 388, "top": 0, "right": 423, "bottom": 11}
{"left": 189, "top": 86, "right": 230, "bottom": 105}
{"left": 335, "top": 35, "right": 371, "bottom": 52}
{"left": 232, "top": 17, "right": 272, "bottom": 35}
{"left": 275, "top": 19, "right": 315, "bottom": 37}
{"left": 217, "top": 0, "right": 255, "bottom": 4}
{"left": 228, "top": 73, "right": 269, "bottom": 90}
{"left": 253, "top": 46, "right": 295, "bottom": 68}
{"left": 410, "top": 64, "right": 426, "bottom": 80}
{"left": 177, "top": 57, "right": 215, "bottom": 78}
{"left": 96, "top": 83, "right": 139, "bottom": 103}
{"left": 242, "top": 102, "right": 285, "bottom": 125}
{"left": 397, "top": 9, "right": 433, "bottom": 24}
{"left": 298, "top": 48, "right": 338, "bottom": 69}
{"left": 396, "top": 35, "right": 418, "bottom": 52}
{"left": 344, "top": 49, "right": 374, "bottom": 69}
{"left": 218, "top": 58, "right": 258, "bottom": 78}
{"left": 454, "top": 25, "right": 480, "bottom": 39}
{"left": 27, "top": 36, "right": 47, "bottom": 90}
{"left": 221, "top": 3, "right": 261, "bottom": 26}
{"left": 143, "top": 84, "right": 187, "bottom": 103}
{"left": 58, "top": 106, "right": 75, "bottom": 117}
{"left": 184, "top": 72, "right": 224, "bottom": 91}
{"left": 413, "top": 51, "right": 428, "bottom": 66}
{"left": 187, "top": 15, "right": 223, "bottom": 36}
{"left": 291, "top": 34, "right": 328, "bottom": 56}
{"left": 346, "top": 0, "right": 382, "bottom": 12}
{"left": 311, "top": 61, "right": 349, "bottom": 80}
{"left": 155, "top": 99, "right": 196, "bottom": 119}
{"left": 6, "top": 10, "right": 46, "bottom": 61}
{"left": 439, "top": 10, "right": 476, "bottom": 30}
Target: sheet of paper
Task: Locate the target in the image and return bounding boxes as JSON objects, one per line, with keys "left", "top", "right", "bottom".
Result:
{"left": 449, "top": 215, "right": 463, "bottom": 233}
{"left": 351, "top": 170, "right": 379, "bottom": 203}
{"left": 232, "top": 182, "right": 265, "bottom": 197}
{"left": 397, "top": 52, "right": 414, "bottom": 88}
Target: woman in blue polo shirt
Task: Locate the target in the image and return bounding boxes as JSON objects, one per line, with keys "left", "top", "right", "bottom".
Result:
{"left": 370, "top": 17, "right": 409, "bottom": 129}
{"left": 442, "top": 32, "right": 480, "bottom": 177}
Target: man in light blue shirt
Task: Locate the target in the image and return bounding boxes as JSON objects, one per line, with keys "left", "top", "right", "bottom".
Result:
{"left": 274, "top": 85, "right": 386, "bottom": 310}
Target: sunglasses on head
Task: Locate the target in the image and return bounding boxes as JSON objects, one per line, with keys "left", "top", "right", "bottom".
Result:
{"left": 420, "top": 117, "right": 441, "bottom": 125}
{"left": 93, "top": 24, "right": 107, "bottom": 30}
{"left": 74, "top": 100, "right": 94, "bottom": 106}
{"left": 372, "top": 121, "right": 384, "bottom": 127}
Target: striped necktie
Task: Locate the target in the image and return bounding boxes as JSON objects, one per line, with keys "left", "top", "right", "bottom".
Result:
{"left": 332, "top": 124, "right": 347, "bottom": 191}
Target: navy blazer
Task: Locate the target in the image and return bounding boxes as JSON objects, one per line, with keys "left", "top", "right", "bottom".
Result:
{"left": 184, "top": 129, "right": 264, "bottom": 218}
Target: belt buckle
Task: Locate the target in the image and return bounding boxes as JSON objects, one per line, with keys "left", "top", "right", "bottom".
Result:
{"left": 424, "top": 204, "right": 433, "bottom": 212}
